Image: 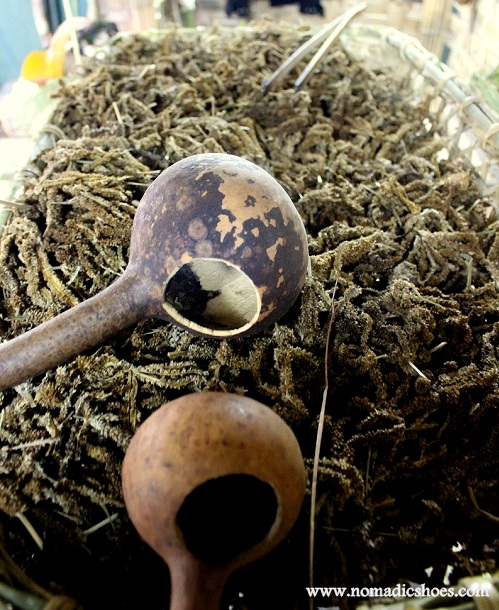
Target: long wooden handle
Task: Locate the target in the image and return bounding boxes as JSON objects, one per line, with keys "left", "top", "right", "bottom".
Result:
{"left": 0, "top": 272, "right": 145, "bottom": 391}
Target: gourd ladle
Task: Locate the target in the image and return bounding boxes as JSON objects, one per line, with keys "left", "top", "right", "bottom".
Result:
{"left": 0, "top": 153, "right": 309, "bottom": 391}
{"left": 121, "top": 391, "right": 307, "bottom": 610}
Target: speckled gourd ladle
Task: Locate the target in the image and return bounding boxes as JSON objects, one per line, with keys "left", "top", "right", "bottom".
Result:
{"left": 121, "top": 391, "right": 307, "bottom": 610}
{"left": 0, "top": 153, "right": 309, "bottom": 391}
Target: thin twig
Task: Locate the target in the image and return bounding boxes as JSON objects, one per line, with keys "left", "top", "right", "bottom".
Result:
{"left": 261, "top": 17, "right": 344, "bottom": 94}
{"left": 365, "top": 446, "right": 371, "bottom": 496}
{"left": 112, "top": 101, "right": 124, "bottom": 124}
{"left": 0, "top": 199, "right": 29, "bottom": 209}
{"left": 309, "top": 279, "right": 338, "bottom": 605}
{"left": 468, "top": 485, "right": 499, "bottom": 524}
{"left": 429, "top": 341, "right": 447, "bottom": 353}
{"left": 15, "top": 513, "right": 44, "bottom": 551}
{"left": 295, "top": 2, "right": 367, "bottom": 90}
{"left": 82, "top": 512, "right": 119, "bottom": 535}
{"left": 261, "top": 3, "right": 366, "bottom": 95}
{"left": 4, "top": 438, "right": 59, "bottom": 452}
{"left": 464, "top": 253, "right": 474, "bottom": 291}
{"left": 408, "top": 360, "right": 430, "bottom": 382}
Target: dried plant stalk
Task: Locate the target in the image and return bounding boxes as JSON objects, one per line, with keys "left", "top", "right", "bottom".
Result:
{"left": 0, "top": 22, "right": 497, "bottom": 610}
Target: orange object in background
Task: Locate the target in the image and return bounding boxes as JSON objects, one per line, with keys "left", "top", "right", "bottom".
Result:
{"left": 21, "top": 17, "right": 89, "bottom": 84}
{"left": 21, "top": 48, "right": 65, "bottom": 84}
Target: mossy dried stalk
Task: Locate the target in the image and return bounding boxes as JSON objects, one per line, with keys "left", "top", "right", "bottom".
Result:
{"left": 0, "top": 22, "right": 498, "bottom": 610}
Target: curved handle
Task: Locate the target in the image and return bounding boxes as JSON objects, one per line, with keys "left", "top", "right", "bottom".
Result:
{"left": 0, "top": 271, "right": 147, "bottom": 391}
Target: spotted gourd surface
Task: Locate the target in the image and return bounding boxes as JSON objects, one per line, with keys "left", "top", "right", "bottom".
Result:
{"left": 131, "top": 153, "right": 309, "bottom": 334}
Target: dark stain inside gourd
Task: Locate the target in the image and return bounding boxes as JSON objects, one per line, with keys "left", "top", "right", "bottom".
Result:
{"left": 164, "top": 259, "right": 260, "bottom": 330}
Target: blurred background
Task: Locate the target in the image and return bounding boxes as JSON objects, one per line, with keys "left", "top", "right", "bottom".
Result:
{"left": 0, "top": 0, "right": 497, "bottom": 88}
{"left": 0, "top": 0, "right": 498, "bottom": 190}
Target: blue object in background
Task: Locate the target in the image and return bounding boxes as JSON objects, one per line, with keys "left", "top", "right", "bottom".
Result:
{"left": 0, "top": 0, "right": 44, "bottom": 86}
{"left": 42, "top": 0, "right": 88, "bottom": 33}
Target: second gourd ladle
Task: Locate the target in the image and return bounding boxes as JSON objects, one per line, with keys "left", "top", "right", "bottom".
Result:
{"left": 0, "top": 153, "right": 309, "bottom": 391}
{"left": 121, "top": 391, "right": 307, "bottom": 610}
